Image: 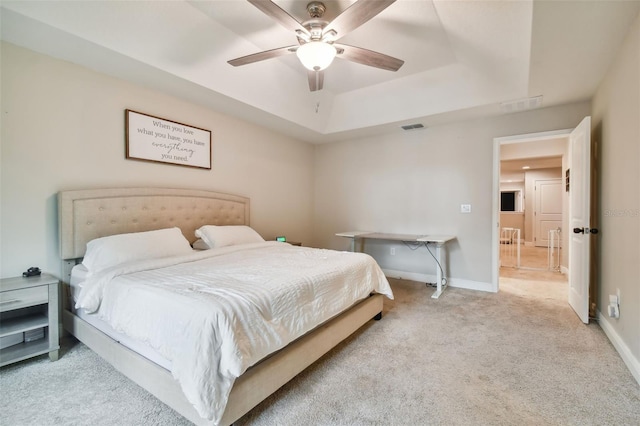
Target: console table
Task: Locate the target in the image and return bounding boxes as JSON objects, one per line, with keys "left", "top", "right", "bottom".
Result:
{"left": 336, "top": 232, "right": 456, "bottom": 299}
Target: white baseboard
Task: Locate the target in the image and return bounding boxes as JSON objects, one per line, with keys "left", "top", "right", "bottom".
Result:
{"left": 597, "top": 309, "right": 640, "bottom": 386}
{"left": 381, "top": 269, "right": 494, "bottom": 293}
{"left": 382, "top": 269, "right": 432, "bottom": 284}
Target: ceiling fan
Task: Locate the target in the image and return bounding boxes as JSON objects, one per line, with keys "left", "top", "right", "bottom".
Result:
{"left": 228, "top": 0, "right": 404, "bottom": 92}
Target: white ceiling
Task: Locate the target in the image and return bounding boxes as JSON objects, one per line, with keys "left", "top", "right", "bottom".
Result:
{"left": 2, "top": 0, "right": 639, "bottom": 143}
{"left": 501, "top": 156, "right": 562, "bottom": 172}
{"left": 500, "top": 134, "right": 567, "bottom": 181}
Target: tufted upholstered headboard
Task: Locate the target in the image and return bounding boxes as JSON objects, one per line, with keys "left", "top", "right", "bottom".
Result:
{"left": 58, "top": 187, "right": 250, "bottom": 260}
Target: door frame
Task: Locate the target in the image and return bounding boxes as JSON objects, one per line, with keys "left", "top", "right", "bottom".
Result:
{"left": 491, "top": 129, "right": 572, "bottom": 292}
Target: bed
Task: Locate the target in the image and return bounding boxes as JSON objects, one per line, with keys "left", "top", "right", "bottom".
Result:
{"left": 58, "top": 187, "right": 392, "bottom": 425}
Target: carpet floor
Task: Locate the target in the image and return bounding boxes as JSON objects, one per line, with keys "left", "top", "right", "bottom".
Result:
{"left": 1, "top": 278, "right": 638, "bottom": 425}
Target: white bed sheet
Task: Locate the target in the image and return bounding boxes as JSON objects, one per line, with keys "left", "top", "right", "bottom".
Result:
{"left": 74, "top": 242, "right": 393, "bottom": 425}
{"left": 70, "top": 264, "right": 172, "bottom": 370}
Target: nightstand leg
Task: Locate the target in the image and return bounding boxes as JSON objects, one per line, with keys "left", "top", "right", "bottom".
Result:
{"left": 49, "top": 350, "right": 59, "bottom": 361}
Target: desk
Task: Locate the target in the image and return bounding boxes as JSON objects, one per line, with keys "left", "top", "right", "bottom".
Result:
{"left": 336, "top": 232, "right": 456, "bottom": 299}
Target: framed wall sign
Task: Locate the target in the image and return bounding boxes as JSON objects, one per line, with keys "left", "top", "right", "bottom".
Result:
{"left": 125, "top": 109, "right": 212, "bottom": 169}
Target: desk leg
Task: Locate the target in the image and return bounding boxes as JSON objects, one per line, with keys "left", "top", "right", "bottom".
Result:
{"left": 431, "top": 243, "right": 446, "bottom": 299}
{"left": 349, "top": 237, "right": 363, "bottom": 253}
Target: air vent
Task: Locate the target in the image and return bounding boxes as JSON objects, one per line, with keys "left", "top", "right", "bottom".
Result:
{"left": 500, "top": 95, "right": 543, "bottom": 114}
{"left": 401, "top": 123, "right": 425, "bottom": 131}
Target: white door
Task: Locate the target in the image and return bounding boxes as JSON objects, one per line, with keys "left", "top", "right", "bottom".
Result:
{"left": 534, "top": 178, "right": 563, "bottom": 247}
{"left": 568, "top": 116, "right": 592, "bottom": 324}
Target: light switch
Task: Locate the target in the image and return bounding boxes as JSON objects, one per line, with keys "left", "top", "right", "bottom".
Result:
{"left": 460, "top": 204, "right": 471, "bottom": 213}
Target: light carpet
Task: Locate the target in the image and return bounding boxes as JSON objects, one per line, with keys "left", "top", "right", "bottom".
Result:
{"left": 1, "top": 278, "right": 638, "bottom": 425}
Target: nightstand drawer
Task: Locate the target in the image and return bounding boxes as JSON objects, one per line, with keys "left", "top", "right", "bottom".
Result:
{"left": 0, "top": 286, "right": 48, "bottom": 312}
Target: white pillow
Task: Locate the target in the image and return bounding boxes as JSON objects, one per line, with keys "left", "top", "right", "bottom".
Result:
{"left": 82, "top": 227, "right": 193, "bottom": 273}
{"left": 195, "top": 225, "right": 264, "bottom": 249}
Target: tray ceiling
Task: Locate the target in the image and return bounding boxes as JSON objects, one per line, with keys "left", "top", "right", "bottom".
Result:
{"left": 1, "top": 0, "right": 638, "bottom": 143}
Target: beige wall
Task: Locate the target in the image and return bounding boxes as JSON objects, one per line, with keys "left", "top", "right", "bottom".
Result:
{"left": 0, "top": 42, "right": 315, "bottom": 278}
{"left": 500, "top": 213, "right": 524, "bottom": 237}
{"left": 313, "top": 102, "right": 590, "bottom": 288}
{"left": 591, "top": 13, "right": 640, "bottom": 380}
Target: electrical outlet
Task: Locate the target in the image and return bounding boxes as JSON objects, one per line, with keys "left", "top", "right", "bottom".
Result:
{"left": 608, "top": 293, "right": 620, "bottom": 318}
{"left": 460, "top": 204, "right": 471, "bottom": 213}
{"left": 390, "top": 247, "right": 396, "bottom": 255}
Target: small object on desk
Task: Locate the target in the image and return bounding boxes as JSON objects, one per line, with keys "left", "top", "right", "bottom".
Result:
{"left": 22, "top": 267, "right": 41, "bottom": 277}
{"left": 276, "top": 236, "right": 286, "bottom": 242}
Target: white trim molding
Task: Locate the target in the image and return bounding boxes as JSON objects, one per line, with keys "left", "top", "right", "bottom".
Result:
{"left": 597, "top": 310, "right": 640, "bottom": 386}
{"left": 382, "top": 269, "right": 494, "bottom": 294}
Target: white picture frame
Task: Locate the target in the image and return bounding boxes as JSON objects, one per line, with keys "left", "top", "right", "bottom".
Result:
{"left": 125, "top": 109, "right": 212, "bottom": 169}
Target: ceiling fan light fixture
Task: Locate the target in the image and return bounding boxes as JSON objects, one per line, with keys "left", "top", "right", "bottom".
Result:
{"left": 296, "top": 42, "right": 337, "bottom": 71}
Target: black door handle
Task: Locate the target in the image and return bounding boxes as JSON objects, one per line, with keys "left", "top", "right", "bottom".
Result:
{"left": 574, "top": 227, "right": 599, "bottom": 234}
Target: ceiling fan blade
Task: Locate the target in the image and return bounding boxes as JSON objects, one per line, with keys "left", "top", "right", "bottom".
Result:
{"left": 324, "top": 0, "right": 396, "bottom": 39}
{"left": 228, "top": 45, "right": 297, "bottom": 67}
{"left": 334, "top": 43, "right": 404, "bottom": 71}
{"left": 248, "top": 0, "right": 310, "bottom": 36}
{"left": 308, "top": 70, "right": 324, "bottom": 92}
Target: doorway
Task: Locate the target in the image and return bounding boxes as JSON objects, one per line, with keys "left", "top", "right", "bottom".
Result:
{"left": 491, "top": 129, "right": 572, "bottom": 292}
{"left": 492, "top": 118, "right": 594, "bottom": 323}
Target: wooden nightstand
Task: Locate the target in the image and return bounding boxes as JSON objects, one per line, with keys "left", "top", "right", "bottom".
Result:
{"left": 0, "top": 274, "right": 60, "bottom": 366}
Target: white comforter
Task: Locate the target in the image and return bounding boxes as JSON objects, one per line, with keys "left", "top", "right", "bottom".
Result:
{"left": 75, "top": 242, "right": 393, "bottom": 424}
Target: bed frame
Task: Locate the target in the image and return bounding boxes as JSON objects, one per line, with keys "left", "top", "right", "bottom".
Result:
{"left": 58, "top": 187, "right": 383, "bottom": 425}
